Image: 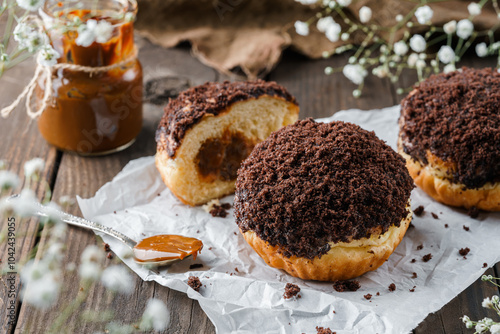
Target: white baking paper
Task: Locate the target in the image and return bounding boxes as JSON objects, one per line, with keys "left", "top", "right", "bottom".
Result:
{"left": 78, "top": 105, "right": 500, "bottom": 334}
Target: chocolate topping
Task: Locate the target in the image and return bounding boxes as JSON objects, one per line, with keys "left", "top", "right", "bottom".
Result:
{"left": 235, "top": 119, "right": 414, "bottom": 259}
{"left": 400, "top": 67, "right": 500, "bottom": 189}
{"left": 156, "top": 80, "right": 298, "bottom": 158}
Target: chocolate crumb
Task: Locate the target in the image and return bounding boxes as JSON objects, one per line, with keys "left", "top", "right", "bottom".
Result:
{"left": 332, "top": 280, "right": 361, "bottom": 292}
{"left": 483, "top": 263, "right": 488, "bottom": 268}
{"left": 187, "top": 276, "right": 202, "bottom": 292}
{"left": 283, "top": 283, "right": 301, "bottom": 299}
{"left": 412, "top": 272, "right": 418, "bottom": 279}
{"left": 364, "top": 294, "right": 372, "bottom": 300}
{"left": 468, "top": 206, "right": 479, "bottom": 219}
{"left": 157, "top": 193, "right": 161, "bottom": 196}
{"left": 411, "top": 259, "right": 416, "bottom": 263}
{"left": 106, "top": 252, "right": 113, "bottom": 259}
{"left": 234, "top": 267, "right": 239, "bottom": 272}
{"left": 463, "top": 225, "right": 470, "bottom": 231}
{"left": 233, "top": 232, "right": 237, "bottom": 235}
{"left": 221, "top": 203, "right": 231, "bottom": 210}
{"left": 103, "top": 243, "right": 110, "bottom": 252}
{"left": 413, "top": 206, "right": 424, "bottom": 216}
{"left": 422, "top": 253, "right": 433, "bottom": 262}
{"left": 376, "top": 292, "right": 380, "bottom": 296}
{"left": 445, "top": 224, "right": 449, "bottom": 228}
{"left": 459, "top": 247, "right": 470, "bottom": 256}
{"left": 208, "top": 247, "right": 213, "bottom": 250}
{"left": 189, "top": 263, "right": 204, "bottom": 270}
{"left": 388, "top": 283, "right": 396, "bottom": 292}
{"left": 209, "top": 204, "right": 228, "bottom": 218}
{"left": 113, "top": 211, "right": 116, "bottom": 214}
{"left": 416, "top": 244, "right": 423, "bottom": 250}
{"left": 316, "top": 326, "right": 336, "bottom": 334}
{"left": 410, "top": 287, "right": 416, "bottom": 292}
{"left": 431, "top": 212, "right": 439, "bottom": 219}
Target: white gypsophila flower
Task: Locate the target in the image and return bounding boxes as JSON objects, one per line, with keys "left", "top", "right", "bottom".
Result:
{"left": 457, "top": 19, "right": 474, "bottom": 39}
{"left": 324, "top": 66, "right": 333, "bottom": 75}
{"left": 475, "top": 323, "right": 488, "bottom": 333}
{"left": 409, "top": 34, "right": 426, "bottom": 52}
{"left": 12, "top": 189, "right": 38, "bottom": 217}
{"left": 325, "top": 22, "right": 342, "bottom": 42}
{"left": 139, "top": 298, "right": 170, "bottom": 331}
{"left": 483, "top": 274, "right": 493, "bottom": 281}
{"left": 0, "top": 198, "right": 14, "bottom": 218}
{"left": 416, "top": 59, "right": 426, "bottom": 70}
{"left": 316, "top": 16, "right": 335, "bottom": 33}
{"left": 438, "top": 45, "right": 455, "bottom": 64}
{"left": 81, "top": 244, "right": 105, "bottom": 264}
{"left": 359, "top": 6, "right": 372, "bottom": 23}
{"left": 0, "top": 53, "right": 9, "bottom": 62}
{"left": 407, "top": 53, "right": 419, "bottom": 67}
{"left": 336, "top": 0, "right": 351, "bottom": 6}
{"left": 481, "top": 318, "right": 494, "bottom": 326}
{"left": 443, "top": 64, "right": 456, "bottom": 73}
{"left": 341, "top": 32, "right": 349, "bottom": 41}
{"left": 468, "top": 2, "right": 481, "bottom": 16}
{"left": 0, "top": 170, "right": 20, "bottom": 191}
{"left": 13, "top": 22, "right": 48, "bottom": 53}
{"left": 24, "top": 157, "right": 45, "bottom": 178}
{"left": 101, "top": 265, "right": 134, "bottom": 294}
{"left": 41, "top": 201, "right": 63, "bottom": 225}
{"left": 75, "top": 19, "right": 105, "bottom": 47}
{"left": 372, "top": 65, "right": 388, "bottom": 78}
{"left": 37, "top": 45, "right": 60, "bottom": 67}
{"left": 44, "top": 242, "right": 65, "bottom": 262}
{"left": 50, "top": 221, "right": 67, "bottom": 241}
{"left": 21, "top": 260, "right": 60, "bottom": 309}
{"left": 492, "top": 295, "right": 500, "bottom": 304}
{"left": 296, "top": 0, "right": 318, "bottom": 4}
{"left": 393, "top": 41, "right": 408, "bottom": 56}
{"left": 0, "top": 160, "right": 6, "bottom": 170}
{"left": 415, "top": 5, "right": 433, "bottom": 24}
{"left": 491, "top": 324, "right": 500, "bottom": 334}
{"left": 396, "top": 14, "right": 403, "bottom": 22}
{"left": 16, "top": 0, "right": 45, "bottom": 12}
{"left": 79, "top": 244, "right": 104, "bottom": 280}
{"left": 476, "top": 42, "right": 488, "bottom": 57}
{"left": 482, "top": 297, "right": 494, "bottom": 309}
{"left": 443, "top": 20, "right": 457, "bottom": 34}
{"left": 94, "top": 20, "right": 113, "bottom": 44}
{"left": 294, "top": 21, "right": 309, "bottom": 36}
{"left": 58, "top": 195, "right": 74, "bottom": 207}
{"left": 342, "top": 64, "right": 367, "bottom": 85}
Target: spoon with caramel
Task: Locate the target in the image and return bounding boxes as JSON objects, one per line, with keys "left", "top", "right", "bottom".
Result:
{"left": 22, "top": 197, "right": 203, "bottom": 267}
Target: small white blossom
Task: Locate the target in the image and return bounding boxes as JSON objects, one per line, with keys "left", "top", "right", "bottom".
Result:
{"left": 407, "top": 53, "right": 419, "bottom": 67}
{"left": 415, "top": 5, "right": 433, "bottom": 24}
{"left": 359, "top": 6, "right": 372, "bottom": 23}
{"left": 482, "top": 296, "right": 494, "bottom": 309}
{"left": 443, "top": 64, "right": 456, "bottom": 73}
{"left": 21, "top": 260, "right": 60, "bottom": 309}
{"left": 41, "top": 201, "right": 63, "bottom": 225}
{"left": 341, "top": 32, "right": 349, "bottom": 41}
{"left": 58, "top": 195, "right": 75, "bottom": 207}
{"left": 482, "top": 275, "right": 493, "bottom": 281}
{"left": 16, "top": 0, "right": 45, "bottom": 12}
{"left": 438, "top": 45, "right": 455, "bottom": 64}
{"left": 409, "top": 34, "right": 426, "bottom": 52}
{"left": 12, "top": 189, "right": 38, "bottom": 217}
{"left": 13, "top": 22, "right": 48, "bottom": 53}
{"left": 0, "top": 198, "right": 14, "bottom": 217}
{"left": 45, "top": 242, "right": 65, "bottom": 262}
{"left": 50, "top": 221, "right": 68, "bottom": 240}
{"left": 101, "top": 265, "right": 134, "bottom": 294}
{"left": 475, "top": 323, "right": 488, "bottom": 333}
{"left": 324, "top": 66, "right": 333, "bottom": 74}
{"left": 456, "top": 19, "right": 474, "bottom": 39}
{"left": 416, "top": 59, "right": 426, "bottom": 70}
{"left": 24, "top": 158, "right": 45, "bottom": 178}
{"left": 76, "top": 19, "right": 114, "bottom": 46}
{"left": 443, "top": 20, "right": 457, "bottom": 34}
{"left": 94, "top": 21, "right": 113, "bottom": 43}
{"left": 475, "top": 42, "right": 488, "bottom": 57}
{"left": 336, "top": 0, "right": 351, "bottom": 7}
{"left": 492, "top": 295, "right": 500, "bottom": 304}
{"left": 0, "top": 170, "right": 20, "bottom": 191}
{"left": 393, "top": 41, "right": 408, "bottom": 56}
{"left": 294, "top": 21, "right": 309, "bottom": 36}
{"left": 37, "top": 45, "right": 60, "bottom": 67}
{"left": 140, "top": 298, "right": 170, "bottom": 331}
{"left": 296, "top": 0, "right": 318, "bottom": 4}
{"left": 79, "top": 245, "right": 104, "bottom": 281}
{"left": 396, "top": 14, "right": 403, "bottom": 22}
{"left": 352, "top": 89, "right": 361, "bottom": 98}
{"left": 491, "top": 324, "right": 500, "bottom": 334}
{"left": 372, "top": 65, "right": 388, "bottom": 78}
{"left": 343, "top": 64, "right": 367, "bottom": 85}
{"left": 1, "top": 53, "right": 9, "bottom": 62}
{"left": 467, "top": 2, "right": 481, "bottom": 16}
{"left": 325, "top": 22, "right": 341, "bottom": 42}
{"left": 316, "top": 16, "right": 335, "bottom": 33}
{"left": 0, "top": 160, "right": 6, "bottom": 170}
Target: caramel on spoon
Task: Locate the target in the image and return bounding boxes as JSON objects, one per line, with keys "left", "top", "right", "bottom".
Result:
{"left": 16, "top": 196, "right": 203, "bottom": 267}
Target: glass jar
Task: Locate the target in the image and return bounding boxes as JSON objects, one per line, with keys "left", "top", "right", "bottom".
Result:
{"left": 37, "top": 0, "right": 143, "bottom": 155}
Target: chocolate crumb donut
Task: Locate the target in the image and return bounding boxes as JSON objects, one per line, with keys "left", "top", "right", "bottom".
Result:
{"left": 155, "top": 80, "right": 299, "bottom": 206}
{"left": 235, "top": 119, "right": 414, "bottom": 281}
{"left": 399, "top": 67, "right": 500, "bottom": 211}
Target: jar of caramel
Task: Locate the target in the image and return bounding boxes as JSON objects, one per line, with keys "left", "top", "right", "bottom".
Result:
{"left": 37, "top": 0, "right": 142, "bottom": 155}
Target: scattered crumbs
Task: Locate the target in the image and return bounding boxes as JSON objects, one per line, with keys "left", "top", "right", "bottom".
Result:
{"left": 364, "top": 294, "right": 372, "bottom": 300}
{"left": 196, "top": 230, "right": 200, "bottom": 233}
{"left": 413, "top": 205, "right": 424, "bottom": 216}
{"left": 483, "top": 263, "right": 488, "bottom": 268}
{"left": 444, "top": 224, "right": 449, "bottom": 228}
{"left": 422, "top": 253, "right": 433, "bottom": 262}
{"left": 175, "top": 214, "right": 178, "bottom": 216}
{"left": 416, "top": 244, "right": 423, "bottom": 250}
{"left": 189, "top": 263, "right": 204, "bottom": 270}
{"left": 468, "top": 206, "right": 479, "bottom": 219}
{"left": 411, "top": 272, "right": 418, "bottom": 279}
{"left": 459, "top": 247, "right": 470, "bottom": 257}
{"left": 316, "top": 326, "right": 336, "bottom": 334}
{"left": 463, "top": 225, "right": 470, "bottom": 232}
{"left": 233, "top": 232, "right": 237, "bottom": 235}
{"left": 332, "top": 280, "right": 360, "bottom": 292}
{"left": 157, "top": 193, "right": 161, "bottom": 196}
{"left": 333, "top": 310, "right": 336, "bottom": 314}
{"left": 106, "top": 252, "right": 113, "bottom": 260}
{"left": 284, "top": 283, "right": 301, "bottom": 299}
{"left": 376, "top": 292, "right": 380, "bottom": 296}
{"left": 431, "top": 212, "right": 439, "bottom": 219}
{"left": 411, "top": 259, "right": 416, "bottom": 263}
{"left": 221, "top": 203, "right": 231, "bottom": 210}
{"left": 208, "top": 247, "right": 213, "bottom": 250}
{"left": 187, "top": 276, "right": 202, "bottom": 292}
{"left": 103, "top": 243, "right": 111, "bottom": 252}
{"left": 234, "top": 267, "right": 239, "bottom": 272}
{"left": 141, "top": 233, "right": 146, "bottom": 236}
{"left": 388, "top": 283, "right": 396, "bottom": 292}
{"left": 113, "top": 211, "right": 117, "bottom": 214}
{"left": 409, "top": 286, "right": 416, "bottom": 292}
{"left": 202, "top": 199, "right": 231, "bottom": 218}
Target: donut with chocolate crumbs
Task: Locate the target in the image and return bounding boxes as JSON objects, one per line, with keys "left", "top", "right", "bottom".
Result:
{"left": 234, "top": 119, "right": 414, "bottom": 281}
{"left": 155, "top": 80, "right": 299, "bottom": 206}
{"left": 399, "top": 67, "right": 500, "bottom": 211}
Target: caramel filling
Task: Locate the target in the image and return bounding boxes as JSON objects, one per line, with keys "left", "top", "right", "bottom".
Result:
{"left": 196, "top": 132, "right": 254, "bottom": 182}
{"left": 133, "top": 234, "right": 203, "bottom": 263}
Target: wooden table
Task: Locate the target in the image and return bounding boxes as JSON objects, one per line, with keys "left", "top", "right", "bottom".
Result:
{"left": 1, "top": 35, "right": 499, "bottom": 334}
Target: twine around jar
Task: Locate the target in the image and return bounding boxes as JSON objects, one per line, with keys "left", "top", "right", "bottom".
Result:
{"left": 1, "top": 47, "right": 138, "bottom": 119}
